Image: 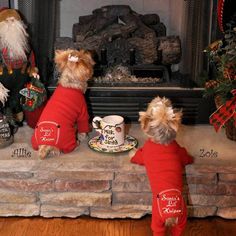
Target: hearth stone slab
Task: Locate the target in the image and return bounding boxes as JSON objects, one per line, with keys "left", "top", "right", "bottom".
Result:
{"left": 0, "top": 124, "right": 235, "bottom": 218}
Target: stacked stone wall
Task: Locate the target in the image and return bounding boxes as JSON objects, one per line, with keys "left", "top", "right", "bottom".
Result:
{"left": 0, "top": 159, "right": 235, "bottom": 219}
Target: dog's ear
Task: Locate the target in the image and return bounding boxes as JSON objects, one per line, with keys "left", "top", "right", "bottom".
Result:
{"left": 54, "top": 50, "right": 72, "bottom": 72}
{"left": 139, "top": 111, "right": 151, "bottom": 133}
{"left": 85, "top": 51, "right": 95, "bottom": 66}
{"left": 169, "top": 110, "right": 182, "bottom": 132}
{"left": 79, "top": 50, "right": 95, "bottom": 66}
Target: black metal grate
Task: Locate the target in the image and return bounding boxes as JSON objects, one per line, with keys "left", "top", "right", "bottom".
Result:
{"left": 85, "top": 87, "right": 215, "bottom": 124}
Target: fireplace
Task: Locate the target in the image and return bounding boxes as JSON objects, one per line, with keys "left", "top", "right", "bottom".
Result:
{"left": 14, "top": 0, "right": 217, "bottom": 124}
{"left": 71, "top": 5, "right": 181, "bottom": 70}
{"left": 52, "top": 0, "right": 217, "bottom": 82}
{"left": 54, "top": 4, "right": 183, "bottom": 84}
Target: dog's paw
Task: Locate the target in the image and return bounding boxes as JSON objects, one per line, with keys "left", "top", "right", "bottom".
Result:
{"left": 165, "top": 217, "right": 178, "bottom": 227}
{"left": 49, "top": 147, "right": 61, "bottom": 157}
{"left": 128, "top": 147, "right": 137, "bottom": 159}
{"left": 77, "top": 133, "right": 88, "bottom": 142}
{"left": 39, "top": 145, "right": 60, "bottom": 159}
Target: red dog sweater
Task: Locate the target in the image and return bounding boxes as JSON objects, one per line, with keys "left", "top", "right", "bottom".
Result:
{"left": 31, "top": 85, "right": 90, "bottom": 153}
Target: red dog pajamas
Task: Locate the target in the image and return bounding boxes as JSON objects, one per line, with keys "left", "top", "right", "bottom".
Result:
{"left": 31, "top": 85, "right": 90, "bottom": 153}
{"left": 131, "top": 139, "right": 193, "bottom": 236}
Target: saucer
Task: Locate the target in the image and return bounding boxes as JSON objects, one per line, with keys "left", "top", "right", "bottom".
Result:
{"left": 88, "top": 135, "right": 138, "bottom": 153}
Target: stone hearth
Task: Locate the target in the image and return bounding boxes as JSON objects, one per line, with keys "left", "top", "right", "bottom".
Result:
{"left": 0, "top": 124, "right": 235, "bottom": 219}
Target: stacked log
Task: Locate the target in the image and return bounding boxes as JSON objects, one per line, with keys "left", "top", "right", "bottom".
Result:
{"left": 157, "top": 36, "right": 182, "bottom": 65}
{"left": 70, "top": 5, "right": 181, "bottom": 65}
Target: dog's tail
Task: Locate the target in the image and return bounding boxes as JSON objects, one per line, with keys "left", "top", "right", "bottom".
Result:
{"left": 165, "top": 217, "right": 178, "bottom": 227}
{"left": 38, "top": 145, "right": 54, "bottom": 160}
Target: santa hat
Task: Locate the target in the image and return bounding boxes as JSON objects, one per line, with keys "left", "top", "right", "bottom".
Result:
{"left": 0, "top": 8, "right": 21, "bottom": 22}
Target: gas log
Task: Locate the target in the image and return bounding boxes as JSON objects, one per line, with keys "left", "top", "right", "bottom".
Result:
{"left": 157, "top": 36, "right": 182, "bottom": 64}
{"left": 72, "top": 5, "right": 181, "bottom": 66}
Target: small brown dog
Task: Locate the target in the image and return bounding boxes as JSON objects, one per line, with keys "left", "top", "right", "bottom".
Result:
{"left": 130, "top": 96, "right": 193, "bottom": 236}
{"left": 31, "top": 49, "right": 95, "bottom": 159}
{"left": 139, "top": 96, "right": 182, "bottom": 145}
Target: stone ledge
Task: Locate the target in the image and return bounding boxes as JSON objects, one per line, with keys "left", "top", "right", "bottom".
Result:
{"left": 0, "top": 124, "right": 235, "bottom": 219}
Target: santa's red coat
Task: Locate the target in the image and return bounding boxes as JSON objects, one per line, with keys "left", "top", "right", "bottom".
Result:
{"left": 31, "top": 85, "right": 90, "bottom": 153}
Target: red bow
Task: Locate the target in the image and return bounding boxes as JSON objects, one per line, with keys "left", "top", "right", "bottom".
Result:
{"left": 209, "top": 90, "right": 236, "bottom": 132}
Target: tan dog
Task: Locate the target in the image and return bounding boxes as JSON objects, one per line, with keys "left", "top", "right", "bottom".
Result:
{"left": 31, "top": 49, "right": 95, "bottom": 159}
{"left": 139, "top": 96, "right": 182, "bottom": 145}
{"left": 130, "top": 96, "right": 193, "bottom": 235}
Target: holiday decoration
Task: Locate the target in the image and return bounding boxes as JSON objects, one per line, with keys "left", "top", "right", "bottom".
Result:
{"left": 204, "top": 28, "right": 236, "bottom": 103}
{"left": 19, "top": 77, "right": 47, "bottom": 129}
{"left": 20, "top": 77, "right": 47, "bottom": 112}
{"left": 210, "top": 89, "right": 236, "bottom": 131}
{"left": 0, "top": 8, "right": 39, "bottom": 126}
{"left": 0, "top": 112, "right": 14, "bottom": 148}
{"left": 217, "top": 0, "right": 236, "bottom": 33}
{"left": 204, "top": 0, "right": 236, "bottom": 140}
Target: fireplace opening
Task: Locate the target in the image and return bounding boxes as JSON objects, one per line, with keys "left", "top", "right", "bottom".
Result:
{"left": 54, "top": 4, "right": 183, "bottom": 86}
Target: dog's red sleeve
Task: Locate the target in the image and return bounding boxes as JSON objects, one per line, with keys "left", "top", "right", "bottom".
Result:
{"left": 77, "top": 119, "right": 90, "bottom": 133}
{"left": 178, "top": 147, "right": 193, "bottom": 166}
{"left": 77, "top": 94, "right": 90, "bottom": 133}
{"left": 130, "top": 148, "right": 145, "bottom": 165}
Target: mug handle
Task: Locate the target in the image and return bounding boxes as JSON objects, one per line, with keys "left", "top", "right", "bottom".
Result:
{"left": 92, "top": 116, "right": 102, "bottom": 133}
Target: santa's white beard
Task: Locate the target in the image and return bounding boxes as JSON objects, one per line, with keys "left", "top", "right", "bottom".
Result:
{"left": 0, "top": 19, "right": 29, "bottom": 60}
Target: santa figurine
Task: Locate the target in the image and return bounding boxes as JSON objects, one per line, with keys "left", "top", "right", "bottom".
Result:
{"left": 0, "top": 8, "right": 40, "bottom": 127}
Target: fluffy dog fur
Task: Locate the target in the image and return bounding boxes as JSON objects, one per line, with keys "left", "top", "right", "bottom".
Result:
{"left": 36, "top": 49, "right": 94, "bottom": 159}
{"left": 139, "top": 96, "right": 182, "bottom": 145}
{"left": 55, "top": 49, "right": 94, "bottom": 93}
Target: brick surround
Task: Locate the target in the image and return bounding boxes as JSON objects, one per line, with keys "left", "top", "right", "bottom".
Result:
{"left": 0, "top": 124, "right": 235, "bottom": 219}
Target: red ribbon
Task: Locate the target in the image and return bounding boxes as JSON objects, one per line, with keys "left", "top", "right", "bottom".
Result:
{"left": 209, "top": 89, "right": 236, "bottom": 132}
{"left": 26, "top": 82, "right": 44, "bottom": 94}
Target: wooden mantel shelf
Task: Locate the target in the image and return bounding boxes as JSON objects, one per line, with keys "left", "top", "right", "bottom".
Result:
{"left": 0, "top": 124, "right": 235, "bottom": 219}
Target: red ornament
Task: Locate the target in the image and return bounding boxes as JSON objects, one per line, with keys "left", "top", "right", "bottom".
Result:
{"left": 27, "top": 99, "right": 33, "bottom": 107}
{"left": 217, "top": 0, "right": 225, "bottom": 32}
{"left": 217, "top": 0, "right": 236, "bottom": 32}
{"left": 26, "top": 83, "right": 32, "bottom": 89}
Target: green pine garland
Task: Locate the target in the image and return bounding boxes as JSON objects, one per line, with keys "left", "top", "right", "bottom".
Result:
{"left": 204, "top": 26, "right": 236, "bottom": 103}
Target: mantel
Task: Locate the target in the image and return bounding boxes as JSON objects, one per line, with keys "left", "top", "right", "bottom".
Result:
{"left": 0, "top": 124, "right": 235, "bottom": 219}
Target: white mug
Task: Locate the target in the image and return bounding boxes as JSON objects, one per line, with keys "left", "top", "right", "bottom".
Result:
{"left": 92, "top": 115, "right": 125, "bottom": 148}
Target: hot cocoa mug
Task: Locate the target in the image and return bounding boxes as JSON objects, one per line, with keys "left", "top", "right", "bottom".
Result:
{"left": 92, "top": 115, "right": 125, "bottom": 148}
